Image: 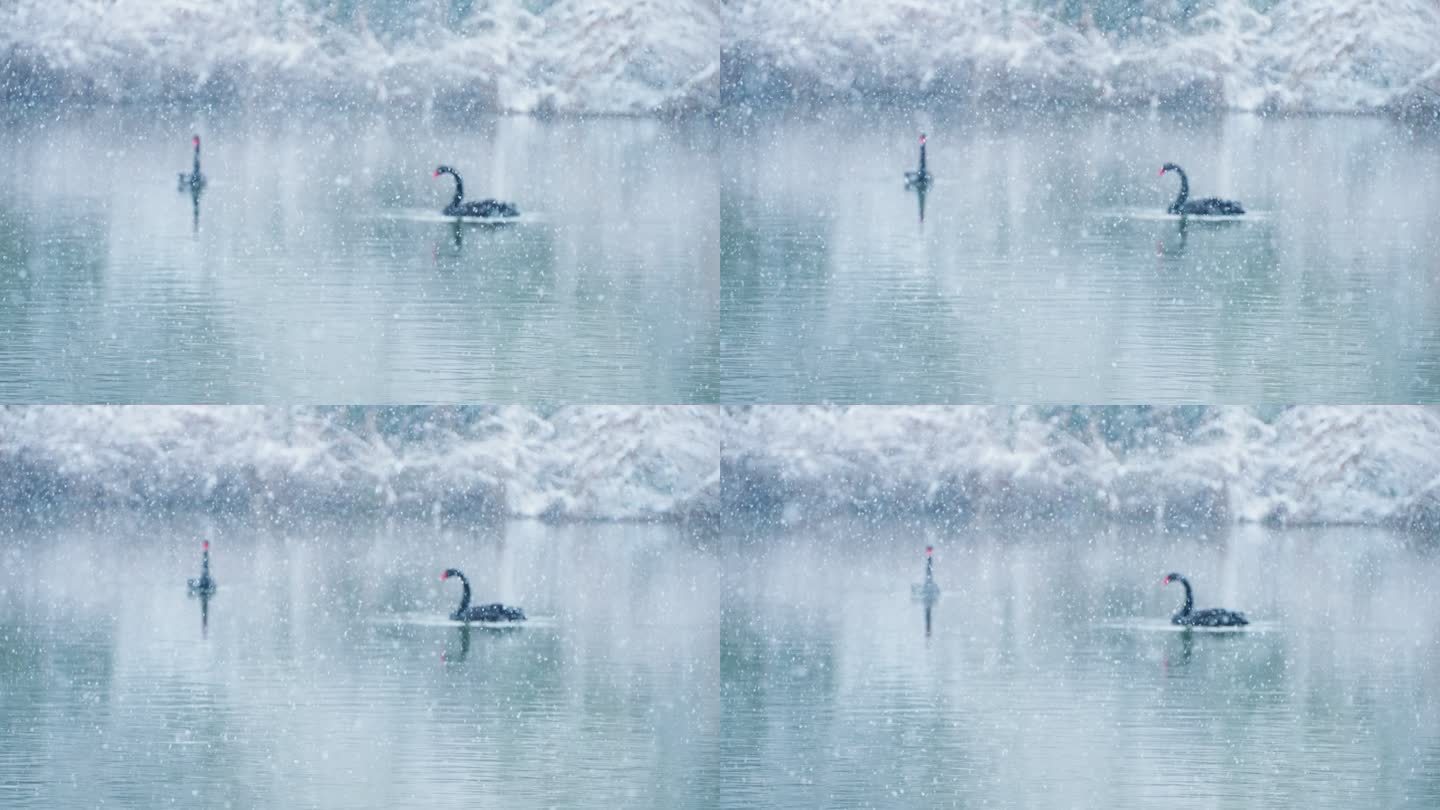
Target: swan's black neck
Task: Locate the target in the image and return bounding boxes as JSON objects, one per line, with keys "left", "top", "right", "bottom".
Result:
{"left": 452, "top": 572, "right": 472, "bottom": 616}
{"left": 918, "top": 142, "right": 927, "bottom": 176}
{"left": 200, "top": 548, "right": 210, "bottom": 579}
{"left": 193, "top": 141, "right": 201, "bottom": 178}
{"left": 1168, "top": 167, "right": 1190, "bottom": 213}
{"left": 441, "top": 169, "right": 465, "bottom": 208}
{"left": 1173, "top": 576, "right": 1194, "bottom": 618}
{"left": 924, "top": 555, "right": 934, "bottom": 582}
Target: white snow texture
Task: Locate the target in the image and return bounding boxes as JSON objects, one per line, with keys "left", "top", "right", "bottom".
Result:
{"left": 4, "top": 406, "right": 1440, "bottom": 528}
{"left": 0, "top": 0, "right": 720, "bottom": 115}
{"left": 2, "top": 1, "right": 1437, "bottom": 114}
{"left": 723, "top": 406, "right": 1440, "bottom": 530}
{"left": 723, "top": 0, "right": 1440, "bottom": 115}
{"left": 0, "top": 406, "right": 722, "bottom": 522}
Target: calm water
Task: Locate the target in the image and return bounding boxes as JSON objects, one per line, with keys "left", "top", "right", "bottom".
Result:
{"left": 722, "top": 520, "right": 1440, "bottom": 807}
{"left": 721, "top": 111, "right": 1440, "bottom": 402}
{"left": 0, "top": 517, "right": 718, "bottom": 807}
{"left": 0, "top": 111, "right": 717, "bottom": 403}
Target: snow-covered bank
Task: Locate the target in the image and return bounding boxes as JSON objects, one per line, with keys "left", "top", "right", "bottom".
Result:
{"left": 722, "top": 0, "right": 1440, "bottom": 118}
{"left": 6, "top": 2, "right": 1436, "bottom": 118}
{"left": 0, "top": 0, "right": 719, "bottom": 115}
{"left": 6, "top": 407, "right": 1439, "bottom": 529}
{"left": 722, "top": 407, "right": 1440, "bottom": 530}
{"left": 0, "top": 407, "right": 721, "bottom": 522}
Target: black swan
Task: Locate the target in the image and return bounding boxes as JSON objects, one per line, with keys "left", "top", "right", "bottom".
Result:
{"left": 187, "top": 541, "right": 217, "bottom": 596}
{"left": 433, "top": 166, "right": 520, "bottom": 219}
{"left": 1162, "top": 573, "right": 1247, "bottom": 627}
{"left": 178, "top": 135, "right": 206, "bottom": 191}
{"left": 1159, "top": 164, "right": 1244, "bottom": 216}
{"left": 440, "top": 569, "right": 526, "bottom": 623}
{"left": 912, "top": 545, "right": 941, "bottom": 600}
{"left": 904, "top": 134, "right": 932, "bottom": 190}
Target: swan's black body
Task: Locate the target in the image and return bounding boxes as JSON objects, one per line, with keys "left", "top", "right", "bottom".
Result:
{"left": 904, "top": 134, "right": 932, "bottom": 190}
{"left": 913, "top": 545, "right": 941, "bottom": 601}
{"left": 178, "top": 135, "right": 206, "bottom": 191}
{"left": 187, "top": 541, "right": 217, "bottom": 596}
{"left": 441, "top": 568, "right": 526, "bottom": 623}
{"left": 1160, "top": 163, "right": 1243, "bottom": 216}
{"left": 433, "top": 166, "right": 520, "bottom": 219}
{"left": 1163, "top": 573, "right": 1247, "bottom": 627}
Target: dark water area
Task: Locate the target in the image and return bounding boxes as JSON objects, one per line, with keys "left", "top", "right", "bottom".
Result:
{"left": 0, "top": 517, "right": 719, "bottom": 807}
{"left": 721, "top": 519, "right": 1440, "bottom": 807}
{"left": 721, "top": 110, "right": 1440, "bottom": 403}
{"left": 0, "top": 110, "right": 718, "bottom": 403}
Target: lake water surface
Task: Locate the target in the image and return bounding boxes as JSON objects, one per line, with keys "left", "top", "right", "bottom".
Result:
{"left": 0, "top": 111, "right": 717, "bottom": 402}
{"left": 722, "top": 519, "right": 1440, "bottom": 807}
{"left": 0, "top": 516, "right": 718, "bottom": 808}
{"left": 721, "top": 111, "right": 1440, "bottom": 402}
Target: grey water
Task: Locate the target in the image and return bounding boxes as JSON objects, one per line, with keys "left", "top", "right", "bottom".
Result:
{"left": 721, "top": 110, "right": 1440, "bottom": 403}
{"left": 722, "top": 519, "right": 1440, "bottom": 807}
{"left": 0, "top": 111, "right": 717, "bottom": 403}
{"left": 0, "top": 517, "right": 718, "bottom": 808}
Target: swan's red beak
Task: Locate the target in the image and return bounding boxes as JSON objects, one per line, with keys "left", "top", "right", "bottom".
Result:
{"left": 925, "top": 545, "right": 933, "bottom": 556}
{"left": 919, "top": 134, "right": 927, "bottom": 144}
{"left": 1161, "top": 577, "right": 1169, "bottom": 585}
{"left": 203, "top": 541, "right": 209, "bottom": 550}
{"left": 1158, "top": 167, "right": 1166, "bottom": 176}
{"left": 440, "top": 571, "right": 449, "bottom": 580}
{"left": 432, "top": 170, "right": 440, "bottom": 178}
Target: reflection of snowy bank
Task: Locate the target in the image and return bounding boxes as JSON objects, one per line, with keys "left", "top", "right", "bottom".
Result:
{"left": 722, "top": 407, "right": 1440, "bottom": 531}
{"left": 0, "top": 406, "right": 721, "bottom": 522}
{"left": 722, "top": 0, "right": 1440, "bottom": 116}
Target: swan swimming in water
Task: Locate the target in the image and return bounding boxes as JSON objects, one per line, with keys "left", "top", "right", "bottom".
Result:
{"left": 1162, "top": 572, "right": 1248, "bottom": 627}
{"left": 433, "top": 166, "right": 520, "bottom": 219}
{"left": 904, "top": 134, "right": 932, "bottom": 190}
{"left": 912, "top": 545, "right": 941, "bottom": 601}
{"left": 1159, "top": 164, "right": 1244, "bottom": 216}
{"left": 178, "top": 135, "right": 206, "bottom": 191}
{"left": 187, "top": 541, "right": 217, "bottom": 596}
{"left": 440, "top": 568, "right": 526, "bottom": 622}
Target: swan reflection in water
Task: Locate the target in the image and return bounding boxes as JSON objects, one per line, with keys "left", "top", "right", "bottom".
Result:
{"left": 442, "top": 624, "right": 472, "bottom": 664}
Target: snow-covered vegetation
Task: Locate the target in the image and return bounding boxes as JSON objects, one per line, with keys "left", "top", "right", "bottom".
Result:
{"left": 2, "top": 1, "right": 1435, "bottom": 115}
{"left": 5, "top": 406, "right": 1440, "bottom": 529}
{"left": 0, "top": 0, "right": 720, "bottom": 114}
{"left": 723, "top": 406, "right": 1440, "bottom": 530}
{"left": 722, "top": 0, "right": 1440, "bottom": 116}
{"left": 0, "top": 406, "right": 722, "bottom": 521}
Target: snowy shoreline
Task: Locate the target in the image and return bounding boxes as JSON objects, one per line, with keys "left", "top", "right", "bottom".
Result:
{"left": 4, "top": 2, "right": 1437, "bottom": 118}
{"left": 4, "top": 407, "right": 1440, "bottom": 530}
{"left": 0, "top": 406, "right": 722, "bottom": 523}
{"left": 723, "top": 407, "right": 1440, "bottom": 532}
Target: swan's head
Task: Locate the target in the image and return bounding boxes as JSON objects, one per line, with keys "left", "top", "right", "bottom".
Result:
{"left": 925, "top": 545, "right": 933, "bottom": 557}
{"left": 440, "top": 568, "right": 463, "bottom": 581}
{"left": 202, "top": 541, "right": 209, "bottom": 551}
{"left": 1161, "top": 572, "right": 1185, "bottom": 586}
{"left": 1160, "top": 163, "right": 1180, "bottom": 176}
{"left": 919, "top": 133, "right": 927, "bottom": 145}
{"left": 192, "top": 135, "right": 200, "bottom": 147}
{"left": 433, "top": 165, "right": 455, "bottom": 178}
